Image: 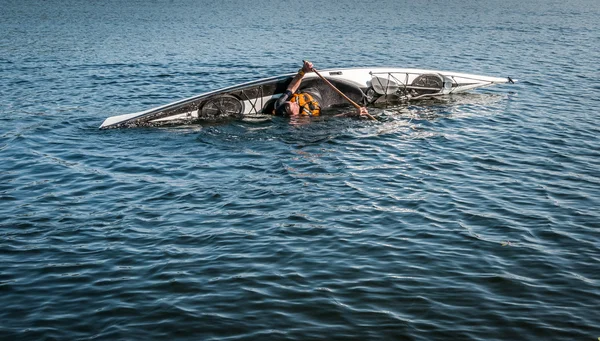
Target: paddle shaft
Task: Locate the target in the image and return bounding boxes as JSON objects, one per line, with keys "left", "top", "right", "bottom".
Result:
{"left": 309, "top": 66, "right": 376, "bottom": 120}
{"left": 310, "top": 68, "right": 361, "bottom": 109}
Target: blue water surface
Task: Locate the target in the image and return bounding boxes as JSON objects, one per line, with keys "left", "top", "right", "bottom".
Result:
{"left": 1, "top": 0, "right": 599, "bottom": 340}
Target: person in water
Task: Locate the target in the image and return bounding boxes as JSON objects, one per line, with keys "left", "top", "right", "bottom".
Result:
{"left": 274, "top": 61, "right": 369, "bottom": 118}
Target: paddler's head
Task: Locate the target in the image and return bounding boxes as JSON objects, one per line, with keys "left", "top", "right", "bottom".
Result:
{"left": 284, "top": 101, "right": 300, "bottom": 116}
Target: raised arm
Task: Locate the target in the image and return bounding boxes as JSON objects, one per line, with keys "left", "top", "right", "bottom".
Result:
{"left": 286, "top": 60, "right": 313, "bottom": 93}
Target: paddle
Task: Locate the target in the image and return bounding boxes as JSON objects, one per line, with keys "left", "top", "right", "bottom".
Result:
{"left": 306, "top": 62, "right": 377, "bottom": 121}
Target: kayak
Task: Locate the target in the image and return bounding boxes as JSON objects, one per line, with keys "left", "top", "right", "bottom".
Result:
{"left": 99, "top": 67, "right": 514, "bottom": 129}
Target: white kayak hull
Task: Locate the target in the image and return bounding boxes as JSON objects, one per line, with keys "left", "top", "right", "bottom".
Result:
{"left": 100, "top": 67, "right": 513, "bottom": 129}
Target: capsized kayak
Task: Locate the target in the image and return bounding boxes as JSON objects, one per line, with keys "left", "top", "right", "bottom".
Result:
{"left": 100, "top": 67, "right": 514, "bottom": 129}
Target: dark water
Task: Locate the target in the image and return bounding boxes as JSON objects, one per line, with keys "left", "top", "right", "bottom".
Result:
{"left": 2, "top": 0, "right": 599, "bottom": 340}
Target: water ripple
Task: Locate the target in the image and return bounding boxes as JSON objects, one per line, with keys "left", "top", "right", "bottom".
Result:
{"left": 2, "top": 0, "right": 600, "bottom": 340}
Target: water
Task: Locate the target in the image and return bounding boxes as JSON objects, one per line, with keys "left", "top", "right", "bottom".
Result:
{"left": 1, "top": 0, "right": 599, "bottom": 340}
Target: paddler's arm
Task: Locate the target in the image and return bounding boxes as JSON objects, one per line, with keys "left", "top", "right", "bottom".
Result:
{"left": 286, "top": 60, "right": 313, "bottom": 93}
{"left": 334, "top": 106, "right": 371, "bottom": 118}
{"left": 273, "top": 61, "right": 314, "bottom": 115}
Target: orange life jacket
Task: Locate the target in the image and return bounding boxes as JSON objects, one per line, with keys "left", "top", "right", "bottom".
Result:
{"left": 291, "top": 93, "right": 321, "bottom": 116}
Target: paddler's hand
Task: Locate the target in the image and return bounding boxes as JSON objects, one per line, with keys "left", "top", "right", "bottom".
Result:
{"left": 302, "top": 60, "right": 313, "bottom": 73}
{"left": 358, "top": 107, "right": 369, "bottom": 117}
